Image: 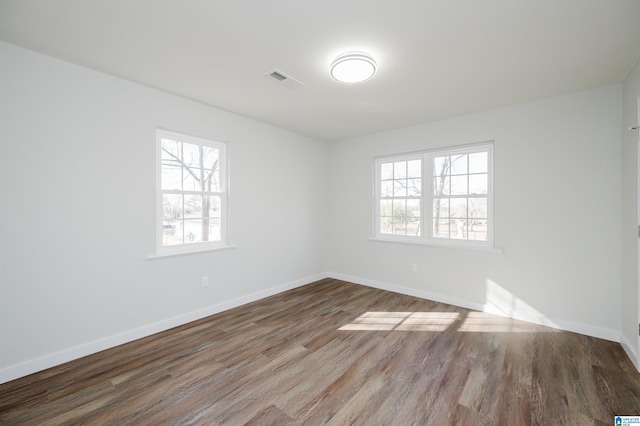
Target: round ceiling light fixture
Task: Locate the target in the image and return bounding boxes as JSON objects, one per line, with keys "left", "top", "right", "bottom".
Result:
{"left": 330, "top": 52, "right": 377, "bottom": 84}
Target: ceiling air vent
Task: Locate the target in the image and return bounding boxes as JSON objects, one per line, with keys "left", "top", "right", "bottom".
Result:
{"left": 265, "top": 68, "right": 303, "bottom": 89}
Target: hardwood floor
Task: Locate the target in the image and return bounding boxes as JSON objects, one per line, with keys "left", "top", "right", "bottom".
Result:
{"left": 1, "top": 278, "right": 639, "bottom": 425}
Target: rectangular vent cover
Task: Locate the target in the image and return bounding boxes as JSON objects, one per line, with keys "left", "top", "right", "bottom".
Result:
{"left": 265, "top": 68, "right": 303, "bottom": 89}
{"left": 270, "top": 71, "right": 287, "bottom": 81}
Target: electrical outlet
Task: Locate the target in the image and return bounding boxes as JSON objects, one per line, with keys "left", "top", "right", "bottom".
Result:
{"left": 410, "top": 263, "right": 418, "bottom": 273}
{"left": 202, "top": 276, "right": 209, "bottom": 287}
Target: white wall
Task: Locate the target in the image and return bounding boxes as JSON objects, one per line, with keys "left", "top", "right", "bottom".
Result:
{"left": 0, "top": 42, "right": 328, "bottom": 382}
{"left": 0, "top": 39, "right": 633, "bottom": 383}
{"left": 622, "top": 57, "right": 640, "bottom": 367}
{"left": 327, "top": 85, "right": 623, "bottom": 340}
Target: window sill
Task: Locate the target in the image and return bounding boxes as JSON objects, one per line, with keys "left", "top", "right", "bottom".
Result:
{"left": 368, "top": 237, "right": 503, "bottom": 253}
{"left": 147, "top": 244, "right": 237, "bottom": 260}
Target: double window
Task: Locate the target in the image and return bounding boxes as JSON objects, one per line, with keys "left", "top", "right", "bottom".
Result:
{"left": 156, "top": 129, "right": 228, "bottom": 255}
{"left": 374, "top": 143, "right": 493, "bottom": 248}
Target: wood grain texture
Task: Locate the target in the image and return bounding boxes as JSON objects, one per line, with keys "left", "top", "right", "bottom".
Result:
{"left": 1, "top": 278, "right": 639, "bottom": 425}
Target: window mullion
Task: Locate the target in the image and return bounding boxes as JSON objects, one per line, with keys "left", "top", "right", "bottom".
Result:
{"left": 374, "top": 160, "right": 381, "bottom": 237}
{"left": 424, "top": 153, "right": 433, "bottom": 240}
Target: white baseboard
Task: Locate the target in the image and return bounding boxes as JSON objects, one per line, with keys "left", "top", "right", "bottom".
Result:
{"left": 620, "top": 333, "right": 639, "bottom": 372}
{"left": 1, "top": 271, "right": 631, "bottom": 384}
{"left": 327, "top": 271, "right": 621, "bottom": 343}
{"left": 327, "top": 271, "right": 486, "bottom": 312}
{"left": 0, "top": 273, "right": 326, "bottom": 385}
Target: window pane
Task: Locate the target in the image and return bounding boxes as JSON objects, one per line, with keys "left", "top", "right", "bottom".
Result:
{"left": 393, "top": 198, "right": 407, "bottom": 234}
{"left": 407, "top": 178, "right": 421, "bottom": 196}
{"left": 183, "top": 168, "right": 202, "bottom": 192}
{"left": 202, "top": 146, "right": 219, "bottom": 170}
{"left": 468, "top": 220, "right": 487, "bottom": 241}
{"left": 407, "top": 199, "right": 421, "bottom": 236}
{"left": 381, "top": 180, "right": 393, "bottom": 197}
{"left": 469, "top": 152, "right": 488, "bottom": 173}
{"left": 161, "top": 139, "right": 181, "bottom": 162}
{"left": 163, "top": 194, "right": 183, "bottom": 220}
{"left": 206, "top": 196, "right": 221, "bottom": 219}
{"left": 394, "top": 179, "right": 407, "bottom": 197}
{"left": 184, "top": 195, "right": 202, "bottom": 218}
{"left": 162, "top": 165, "right": 183, "bottom": 190}
{"left": 408, "top": 217, "right": 421, "bottom": 236}
{"left": 450, "top": 154, "right": 467, "bottom": 175}
{"left": 184, "top": 219, "right": 202, "bottom": 243}
{"left": 380, "top": 199, "right": 392, "bottom": 217}
{"left": 380, "top": 217, "right": 393, "bottom": 234}
{"left": 433, "top": 219, "right": 450, "bottom": 239}
{"left": 205, "top": 169, "right": 220, "bottom": 192}
{"left": 393, "top": 216, "right": 407, "bottom": 235}
{"left": 162, "top": 220, "right": 182, "bottom": 246}
{"left": 450, "top": 175, "right": 468, "bottom": 195}
{"left": 433, "top": 156, "right": 449, "bottom": 177}
{"left": 393, "top": 199, "right": 407, "bottom": 217}
{"left": 407, "top": 199, "right": 420, "bottom": 217}
{"left": 407, "top": 159, "right": 421, "bottom": 178}
{"left": 433, "top": 198, "right": 449, "bottom": 221}
{"left": 381, "top": 162, "right": 394, "bottom": 180}
{"left": 469, "top": 173, "right": 487, "bottom": 195}
{"left": 469, "top": 198, "right": 487, "bottom": 219}
{"left": 451, "top": 219, "right": 467, "bottom": 239}
{"left": 208, "top": 220, "right": 221, "bottom": 241}
{"left": 434, "top": 176, "right": 450, "bottom": 196}
{"left": 450, "top": 198, "right": 467, "bottom": 218}
{"left": 394, "top": 161, "right": 407, "bottom": 178}
{"left": 182, "top": 142, "right": 201, "bottom": 168}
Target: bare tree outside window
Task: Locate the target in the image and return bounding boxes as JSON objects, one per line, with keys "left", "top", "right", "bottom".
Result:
{"left": 375, "top": 144, "right": 492, "bottom": 246}
{"left": 379, "top": 159, "right": 422, "bottom": 236}
{"left": 159, "top": 133, "right": 225, "bottom": 248}
{"left": 433, "top": 154, "right": 465, "bottom": 237}
{"left": 432, "top": 152, "right": 488, "bottom": 241}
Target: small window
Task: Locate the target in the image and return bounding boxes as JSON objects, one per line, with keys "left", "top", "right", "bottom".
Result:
{"left": 156, "top": 129, "right": 228, "bottom": 255}
{"left": 374, "top": 143, "right": 493, "bottom": 248}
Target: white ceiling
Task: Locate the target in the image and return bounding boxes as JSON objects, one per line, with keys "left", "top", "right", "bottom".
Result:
{"left": 1, "top": 0, "right": 640, "bottom": 142}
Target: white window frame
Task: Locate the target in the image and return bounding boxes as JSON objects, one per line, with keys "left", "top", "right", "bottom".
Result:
{"left": 372, "top": 142, "right": 495, "bottom": 250}
{"left": 154, "top": 129, "right": 231, "bottom": 257}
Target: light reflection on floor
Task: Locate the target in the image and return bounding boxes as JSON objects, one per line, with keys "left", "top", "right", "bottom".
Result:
{"left": 338, "top": 311, "right": 459, "bottom": 331}
{"left": 338, "top": 311, "right": 555, "bottom": 333}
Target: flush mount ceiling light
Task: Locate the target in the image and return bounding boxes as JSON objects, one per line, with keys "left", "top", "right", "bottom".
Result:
{"left": 330, "top": 52, "right": 377, "bottom": 84}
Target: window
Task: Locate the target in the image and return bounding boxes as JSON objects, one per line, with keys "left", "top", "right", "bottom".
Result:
{"left": 379, "top": 155, "right": 423, "bottom": 236}
{"left": 156, "top": 129, "right": 228, "bottom": 255}
{"left": 374, "top": 143, "right": 493, "bottom": 248}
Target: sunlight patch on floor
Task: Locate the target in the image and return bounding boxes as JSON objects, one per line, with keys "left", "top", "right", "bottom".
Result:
{"left": 338, "top": 310, "right": 556, "bottom": 333}
{"left": 338, "top": 311, "right": 459, "bottom": 331}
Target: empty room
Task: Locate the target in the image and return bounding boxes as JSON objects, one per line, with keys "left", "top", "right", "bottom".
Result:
{"left": 2, "top": 1, "right": 640, "bottom": 424}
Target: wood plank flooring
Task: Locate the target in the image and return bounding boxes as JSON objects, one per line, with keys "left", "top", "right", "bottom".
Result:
{"left": 1, "top": 278, "right": 640, "bottom": 425}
